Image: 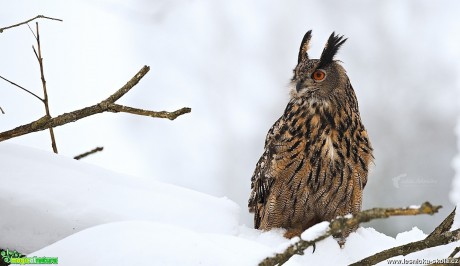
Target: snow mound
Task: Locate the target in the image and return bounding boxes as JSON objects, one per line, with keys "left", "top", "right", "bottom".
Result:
{"left": 30, "top": 221, "right": 270, "bottom": 266}
{"left": 0, "top": 143, "right": 239, "bottom": 253}
{"left": 1, "top": 143, "right": 458, "bottom": 265}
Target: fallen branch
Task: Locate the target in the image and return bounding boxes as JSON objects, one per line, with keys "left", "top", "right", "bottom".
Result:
{"left": 0, "top": 107, "right": 4, "bottom": 114}
{"left": 74, "top": 147, "right": 104, "bottom": 160}
{"left": 259, "top": 202, "right": 442, "bottom": 266}
{"left": 0, "top": 15, "right": 62, "bottom": 33}
{"left": 0, "top": 65, "right": 191, "bottom": 141}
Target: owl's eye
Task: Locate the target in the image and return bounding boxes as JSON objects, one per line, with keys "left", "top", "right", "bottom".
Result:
{"left": 312, "top": 69, "right": 326, "bottom": 81}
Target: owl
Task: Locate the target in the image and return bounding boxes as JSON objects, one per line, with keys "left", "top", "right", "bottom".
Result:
{"left": 248, "top": 30, "right": 373, "bottom": 242}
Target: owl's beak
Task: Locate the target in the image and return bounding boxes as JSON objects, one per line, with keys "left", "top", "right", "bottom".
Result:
{"left": 295, "top": 80, "right": 304, "bottom": 92}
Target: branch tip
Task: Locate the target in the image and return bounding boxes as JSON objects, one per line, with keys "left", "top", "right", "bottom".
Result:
{"left": 0, "top": 15, "right": 62, "bottom": 33}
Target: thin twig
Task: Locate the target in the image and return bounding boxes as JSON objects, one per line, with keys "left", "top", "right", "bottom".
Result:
{"left": 0, "top": 107, "right": 4, "bottom": 114}
{"left": 34, "top": 22, "right": 58, "bottom": 154}
{"left": 0, "top": 15, "right": 62, "bottom": 33}
{"left": 27, "top": 23, "right": 37, "bottom": 40}
{"left": 0, "top": 65, "right": 191, "bottom": 141}
{"left": 259, "top": 202, "right": 442, "bottom": 266}
{"left": 74, "top": 147, "right": 104, "bottom": 160}
{"left": 0, "top": 75, "right": 44, "bottom": 102}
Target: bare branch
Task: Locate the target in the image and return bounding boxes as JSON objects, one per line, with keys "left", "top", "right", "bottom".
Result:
{"left": 0, "top": 107, "right": 4, "bottom": 114}
{"left": 0, "top": 75, "right": 44, "bottom": 102}
{"left": 0, "top": 15, "right": 62, "bottom": 33}
{"left": 449, "top": 246, "right": 460, "bottom": 258}
{"left": 0, "top": 65, "right": 191, "bottom": 141}
{"left": 428, "top": 207, "right": 456, "bottom": 238}
{"left": 34, "top": 22, "right": 58, "bottom": 153}
{"left": 259, "top": 202, "right": 442, "bottom": 266}
{"left": 108, "top": 104, "right": 191, "bottom": 120}
{"left": 74, "top": 147, "right": 104, "bottom": 160}
{"left": 100, "top": 68, "right": 151, "bottom": 104}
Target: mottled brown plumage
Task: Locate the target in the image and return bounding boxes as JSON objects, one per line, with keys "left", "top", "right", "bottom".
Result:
{"left": 248, "top": 31, "right": 373, "bottom": 242}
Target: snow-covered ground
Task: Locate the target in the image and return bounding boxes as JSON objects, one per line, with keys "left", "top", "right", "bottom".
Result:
{"left": 1, "top": 143, "right": 458, "bottom": 265}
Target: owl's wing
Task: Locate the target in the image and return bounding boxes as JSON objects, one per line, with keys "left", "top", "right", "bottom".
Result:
{"left": 248, "top": 116, "right": 284, "bottom": 228}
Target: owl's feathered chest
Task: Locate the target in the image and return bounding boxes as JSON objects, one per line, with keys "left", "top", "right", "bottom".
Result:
{"left": 263, "top": 98, "right": 369, "bottom": 190}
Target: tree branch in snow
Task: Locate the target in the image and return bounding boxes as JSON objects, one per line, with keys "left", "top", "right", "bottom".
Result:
{"left": 74, "top": 147, "right": 104, "bottom": 160}
{"left": 0, "top": 15, "right": 62, "bottom": 33}
{"left": 259, "top": 202, "right": 442, "bottom": 266}
{"left": 427, "top": 207, "right": 456, "bottom": 238}
{"left": 0, "top": 107, "right": 4, "bottom": 114}
{"left": 449, "top": 246, "right": 460, "bottom": 258}
{"left": 352, "top": 207, "right": 457, "bottom": 266}
{"left": 0, "top": 65, "right": 192, "bottom": 142}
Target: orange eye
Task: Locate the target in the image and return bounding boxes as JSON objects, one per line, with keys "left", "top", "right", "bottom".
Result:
{"left": 312, "top": 70, "right": 326, "bottom": 81}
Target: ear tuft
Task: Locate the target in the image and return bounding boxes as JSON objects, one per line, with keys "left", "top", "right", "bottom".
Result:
{"left": 297, "top": 30, "right": 313, "bottom": 64}
{"left": 317, "top": 32, "right": 347, "bottom": 69}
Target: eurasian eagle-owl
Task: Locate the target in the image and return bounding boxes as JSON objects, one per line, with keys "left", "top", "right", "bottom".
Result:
{"left": 248, "top": 30, "right": 373, "bottom": 241}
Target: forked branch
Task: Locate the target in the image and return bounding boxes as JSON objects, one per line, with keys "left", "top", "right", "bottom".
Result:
{"left": 0, "top": 15, "right": 62, "bottom": 33}
{"left": 0, "top": 65, "right": 191, "bottom": 141}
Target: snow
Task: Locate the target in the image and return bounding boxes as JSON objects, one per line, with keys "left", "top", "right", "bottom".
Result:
{"left": 30, "top": 221, "right": 270, "bottom": 266}
{"left": 1, "top": 143, "right": 459, "bottom": 265}
{"left": 0, "top": 143, "right": 239, "bottom": 253}
{"left": 450, "top": 118, "right": 460, "bottom": 204}
{"left": 451, "top": 118, "right": 460, "bottom": 230}
{"left": 300, "top": 221, "right": 329, "bottom": 241}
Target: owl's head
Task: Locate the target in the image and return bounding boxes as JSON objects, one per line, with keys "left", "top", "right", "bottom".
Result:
{"left": 290, "top": 31, "right": 350, "bottom": 102}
